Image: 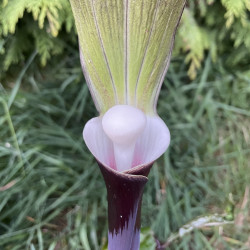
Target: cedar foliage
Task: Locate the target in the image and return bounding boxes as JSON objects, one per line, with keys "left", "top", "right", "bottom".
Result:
{"left": 175, "top": 0, "right": 250, "bottom": 78}
{"left": 0, "top": 0, "right": 250, "bottom": 79}
{"left": 0, "top": 0, "right": 75, "bottom": 75}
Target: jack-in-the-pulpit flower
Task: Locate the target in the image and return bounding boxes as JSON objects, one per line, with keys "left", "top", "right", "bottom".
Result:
{"left": 69, "top": 1, "right": 186, "bottom": 249}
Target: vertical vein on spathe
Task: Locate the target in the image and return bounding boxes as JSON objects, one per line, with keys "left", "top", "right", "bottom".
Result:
{"left": 134, "top": 0, "right": 160, "bottom": 106}
{"left": 146, "top": 7, "right": 175, "bottom": 111}
{"left": 76, "top": 0, "right": 103, "bottom": 111}
{"left": 79, "top": 49, "right": 101, "bottom": 112}
{"left": 91, "top": 0, "right": 118, "bottom": 103}
{"left": 153, "top": 1, "right": 186, "bottom": 113}
{"left": 124, "top": 0, "right": 129, "bottom": 104}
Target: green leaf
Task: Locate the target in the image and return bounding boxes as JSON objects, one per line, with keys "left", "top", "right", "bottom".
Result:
{"left": 79, "top": 224, "right": 91, "bottom": 250}
{"left": 140, "top": 227, "right": 156, "bottom": 250}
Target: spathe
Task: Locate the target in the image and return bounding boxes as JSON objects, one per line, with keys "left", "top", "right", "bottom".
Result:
{"left": 83, "top": 114, "right": 170, "bottom": 249}
{"left": 83, "top": 115, "right": 170, "bottom": 172}
{"left": 69, "top": 0, "right": 186, "bottom": 248}
{"left": 98, "top": 160, "right": 152, "bottom": 250}
{"left": 71, "top": 0, "right": 186, "bottom": 114}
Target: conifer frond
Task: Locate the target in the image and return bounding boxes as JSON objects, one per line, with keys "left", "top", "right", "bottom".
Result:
{"left": 1, "top": 0, "right": 28, "bottom": 35}
{"left": 176, "top": 9, "right": 215, "bottom": 79}
{"left": 26, "top": 0, "right": 62, "bottom": 36}
{"left": 3, "top": 30, "right": 31, "bottom": 70}
{"left": 0, "top": 0, "right": 74, "bottom": 72}
{"left": 33, "top": 28, "right": 63, "bottom": 66}
{"left": 222, "top": 0, "right": 248, "bottom": 27}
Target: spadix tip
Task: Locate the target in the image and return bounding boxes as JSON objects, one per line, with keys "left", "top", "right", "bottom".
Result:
{"left": 102, "top": 105, "right": 147, "bottom": 171}
{"left": 102, "top": 105, "right": 147, "bottom": 146}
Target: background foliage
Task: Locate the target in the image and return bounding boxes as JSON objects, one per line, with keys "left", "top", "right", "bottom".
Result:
{"left": 0, "top": 0, "right": 250, "bottom": 249}
{"left": 0, "top": 0, "right": 75, "bottom": 78}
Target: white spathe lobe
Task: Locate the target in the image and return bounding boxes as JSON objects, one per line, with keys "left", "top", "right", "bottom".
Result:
{"left": 83, "top": 108, "right": 170, "bottom": 172}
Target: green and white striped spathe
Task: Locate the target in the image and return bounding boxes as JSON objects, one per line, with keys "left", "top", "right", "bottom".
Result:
{"left": 70, "top": 0, "right": 186, "bottom": 115}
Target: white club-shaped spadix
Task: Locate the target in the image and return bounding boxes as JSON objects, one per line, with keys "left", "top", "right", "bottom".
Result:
{"left": 102, "top": 105, "right": 147, "bottom": 172}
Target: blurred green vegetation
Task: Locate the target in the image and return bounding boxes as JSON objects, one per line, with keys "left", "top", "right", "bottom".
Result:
{"left": 0, "top": 0, "right": 250, "bottom": 249}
